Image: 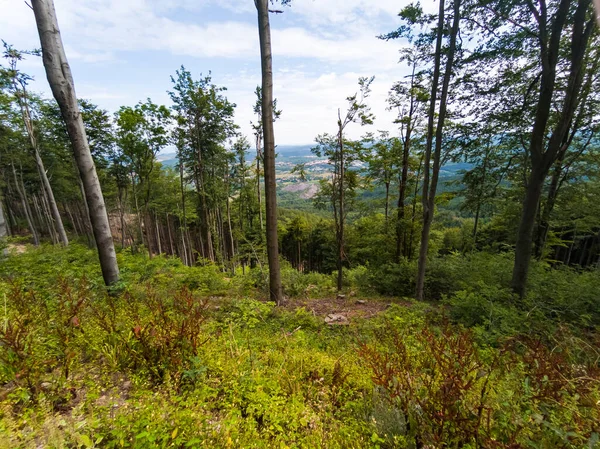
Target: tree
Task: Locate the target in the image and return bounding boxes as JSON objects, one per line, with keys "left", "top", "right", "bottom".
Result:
{"left": 386, "top": 50, "right": 428, "bottom": 260}
{"left": 255, "top": 0, "right": 288, "bottom": 304}
{"left": 481, "top": 0, "right": 598, "bottom": 297}
{"left": 361, "top": 132, "right": 399, "bottom": 226}
{"left": 115, "top": 100, "right": 170, "bottom": 255}
{"left": 31, "top": 0, "right": 119, "bottom": 285}
{"left": 169, "top": 67, "right": 237, "bottom": 263}
{"left": 313, "top": 77, "right": 374, "bottom": 292}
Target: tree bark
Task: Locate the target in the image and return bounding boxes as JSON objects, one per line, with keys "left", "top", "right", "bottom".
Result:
{"left": 256, "top": 0, "right": 283, "bottom": 304}
{"left": 32, "top": 0, "right": 119, "bottom": 285}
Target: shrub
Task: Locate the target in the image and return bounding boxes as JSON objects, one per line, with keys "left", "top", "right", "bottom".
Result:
{"left": 360, "top": 321, "right": 600, "bottom": 448}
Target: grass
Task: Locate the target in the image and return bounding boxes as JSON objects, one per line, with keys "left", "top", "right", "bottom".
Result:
{"left": 0, "top": 242, "right": 598, "bottom": 448}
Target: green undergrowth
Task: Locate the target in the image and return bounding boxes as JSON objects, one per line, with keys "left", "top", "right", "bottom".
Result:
{"left": 0, "top": 243, "right": 599, "bottom": 448}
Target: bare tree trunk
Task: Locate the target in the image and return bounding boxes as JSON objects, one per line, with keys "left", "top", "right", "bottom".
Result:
{"left": 257, "top": 147, "right": 264, "bottom": 232}
{"left": 256, "top": 0, "right": 283, "bottom": 304}
{"left": 32, "top": 0, "right": 119, "bottom": 285}
{"left": 336, "top": 117, "right": 345, "bottom": 292}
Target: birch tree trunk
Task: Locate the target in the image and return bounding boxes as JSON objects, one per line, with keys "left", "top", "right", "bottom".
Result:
{"left": 32, "top": 0, "right": 119, "bottom": 285}
{"left": 256, "top": 0, "right": 283, "bottom": 304}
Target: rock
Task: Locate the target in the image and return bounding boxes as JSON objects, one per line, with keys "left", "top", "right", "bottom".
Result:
{"left": 325, "top": 314, "right": 349, "bottom": 325}
{"left": 356, "top": 300, "right": 367, "bottom": 305}
{"left": 336, "top": 294, "right": 346, "bottom": 300}
{"left": 40, "top": 382, "right": 52, "bottom": 391}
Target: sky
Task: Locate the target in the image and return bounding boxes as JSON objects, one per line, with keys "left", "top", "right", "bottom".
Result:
{"left": 0, "top": 0, "right": 427, "bottom": 146}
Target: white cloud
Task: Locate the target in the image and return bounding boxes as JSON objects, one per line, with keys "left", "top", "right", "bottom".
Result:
{"left": 0, "top": 0, "right": 415, "bottom": 144}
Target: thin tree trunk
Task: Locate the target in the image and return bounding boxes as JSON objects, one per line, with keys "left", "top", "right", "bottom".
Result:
{"left": 33, "top": 150, "right": 68, "bottom": 245}
{"left": 256, "top": 0, "right": 283, "bottom": 304}
{"left": 257, "top": 149, "right": 264, "bottom": 232}
{"left": 33, "top": 0, "right": 119, "bottom": 285}
{"left": 337, "top": 117, "right": 345, "bottom": 292}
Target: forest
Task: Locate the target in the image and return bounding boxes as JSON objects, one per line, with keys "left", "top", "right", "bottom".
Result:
{"left": 0, "top": 0, "right": 599, "bottom": 447}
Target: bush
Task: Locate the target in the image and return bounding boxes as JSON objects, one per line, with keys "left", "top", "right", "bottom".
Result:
{"left": 360, "top": 321, "right": 600, "bottom": 448}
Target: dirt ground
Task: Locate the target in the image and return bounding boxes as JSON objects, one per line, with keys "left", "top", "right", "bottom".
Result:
{"left": 282, "top": 296, "right": 401, "bottom": 321}
{"left": 6, "top": 243, "right": 27, "bottom": 254}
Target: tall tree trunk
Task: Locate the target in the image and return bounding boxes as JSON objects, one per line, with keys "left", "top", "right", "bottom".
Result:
{"left": 416, "top": 0, "right": 461, "bottom": 300}
{"left": 257, "top": 145, "right": 264, "bottom": 232}
{"left": 32, "top": 0, "right": 119, "bottom": 285}
{"left": 336, "top": 117, "right": 345, "bottom": 292}
{"left": 256, "top": 0, "right": 283, "bottom": 304}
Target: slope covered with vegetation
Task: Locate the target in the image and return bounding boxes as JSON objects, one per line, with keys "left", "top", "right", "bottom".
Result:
{"left": 0, "top": 243, "right": 599, "bottom": 448}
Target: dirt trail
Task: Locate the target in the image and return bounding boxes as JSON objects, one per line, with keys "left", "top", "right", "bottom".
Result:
{"left": 283, "top": 296, "right": 397, "bottom": 321}
{"left": 6, "top": 243, "right": 27, "bottom": 254}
